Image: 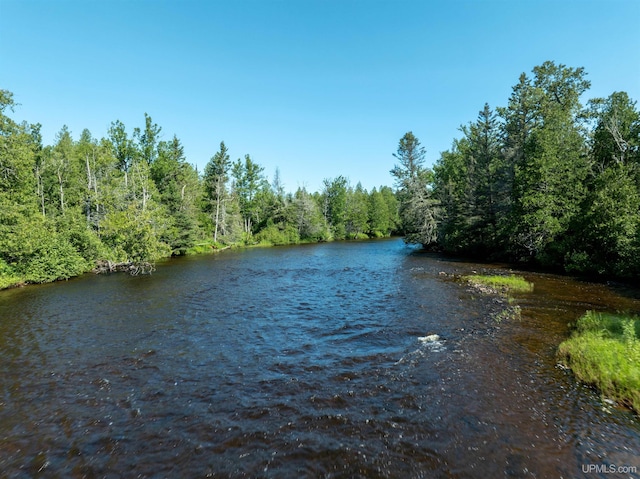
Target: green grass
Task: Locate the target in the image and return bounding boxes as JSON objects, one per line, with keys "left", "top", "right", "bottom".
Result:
{"left": 184, "top": 241, "right": 231, "bottom": 255}
{"left": 558, "top": 311, "right": 640, "bottom": 413}
{"left": 464, "top": 274, "right": 534, "bottom": 293}
{"left": 462, "top": 274, "right": 532, "bottom": 324}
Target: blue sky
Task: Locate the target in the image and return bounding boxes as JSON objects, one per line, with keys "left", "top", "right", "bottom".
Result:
{"left": 1, "top": 0, "right": 639, "bottom": 193}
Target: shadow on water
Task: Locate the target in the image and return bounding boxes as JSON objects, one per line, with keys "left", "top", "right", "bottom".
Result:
{"left": 0, "top": 238, "right": 639, "bottom": 478}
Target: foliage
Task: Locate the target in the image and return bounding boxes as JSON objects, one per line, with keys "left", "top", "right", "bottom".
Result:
{"left": 391, "top": 132, "right": 438, "bottom": 246}
{"left": 99, "top": 204, "right": 171, "bottom": 263}
{"left": 287, "top": 187, "right": 329, "bottom": 241}
{"left": 254, "top": 222, "right": 300, "bottom": 246}
{"left": 0, "top": 258, "right": 21, "bottom": 289}
{"left": 0, "top": 87, "right": 401, "bottom": 289}
{"left": 203, "top": 142, "right": 232, "bottom": 243}
{"left": 368, "top": 186, "right": 398, "bottom": 236}
{"left": 19, "top": 232, "right": 89, "bottom": 283}
{"left": 558, "top": 311, "right": 640, "bottom": 413}
{"left": 3, "top": 59, "right": 639, "bottom": 288}
{"left": 321, "top": 176, "right": 348, "bottom": 240}
{"left": 428, "top": 62, "right": 640, "bottom": 278}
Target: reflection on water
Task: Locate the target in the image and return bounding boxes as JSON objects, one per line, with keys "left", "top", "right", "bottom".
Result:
{"left": 0, "top": 238, "right": 638, "bottom": 478}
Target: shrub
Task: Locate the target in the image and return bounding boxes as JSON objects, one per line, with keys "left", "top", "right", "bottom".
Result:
{"left": 0, "top": 258, "right": 21, "bottom": 289}
{"left": 19, "top": 234, "right": 89, "bottom": 283}
{"left": 254, "top": 224, "right": 300, "bottom": 246}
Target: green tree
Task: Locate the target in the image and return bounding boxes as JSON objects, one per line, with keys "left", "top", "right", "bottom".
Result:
{"left": 287, "top": 187, "right": 327, "bottom": 241}
{"left": 48, "top": 126, "right": 80, "bottom": 216}
{"left": 435, "top": 105, "right": 505, "bottom": 255}
{"left": 152, "top": 136, "right": 201, "bottom": 254}
{"left": 589, "top": 91, "right": 640, "bottom": 170}
{"left": 434, "top": 139, "right": 471, "bottom": 252}
{"left": 501, "top": 62, "right": 591, "bottom": 262}
{"left": 390, "top": 132, "right": 438, "bottom": 246}
{"left": 203, "top": 141, "right": 232, "bottom": 243}
{"left": 0, "top": 90, "right": 90, "bottom": 284}
{"left": 321, "top": 176, "right": 348, "bottom": 240}
{"left": 232, "top": 154, "right": 265, "bottom": 238}
{"left": 368, "top": 187, "right": 388, "bottom": 237}
{"left": 100, "top": 203, "right": 171, "bottom": 265}
{"left": 345, "top": 182, "right": 369, "bottom": 238}
{"left": 134, "top": 113, "right": 162, "bottom": 165}
{"left": 567, "top": 92, "right": 640, "bottom": 276}
{"left": 379, "top": 186, "right": 399, "bottom": 234}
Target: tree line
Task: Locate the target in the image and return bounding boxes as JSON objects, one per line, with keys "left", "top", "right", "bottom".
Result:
{"left": 392, "top": 61, "right": 640, "bottom": 278}
{"left": 0, "top": 89, "right": 398, "bottom": 287}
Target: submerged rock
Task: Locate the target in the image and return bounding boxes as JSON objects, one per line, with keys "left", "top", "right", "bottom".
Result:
{"left": 418, "top": 334, "right": 440, "bottom": 342}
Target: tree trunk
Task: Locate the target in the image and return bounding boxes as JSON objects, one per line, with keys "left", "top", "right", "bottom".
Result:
{"left": 214, "top": 197, "right": 220, "bottom": 243}
{"left": 57, "top": 167, "right": 65, "bottom": 215}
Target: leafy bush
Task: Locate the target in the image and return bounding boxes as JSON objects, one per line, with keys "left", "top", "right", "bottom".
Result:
{"left": 100, "top": 206, "right": 171, "bottom": 263}
{"left": 254, "top": 223, "right": 300, "bottom": 246}
{"left": 19, "top": 234, "right": 89, "bottom": 283}
{"left": 348, "top": 232, "right": 370, "bottom": 240}
{"left": 0, "top": 258, "right": 21, "bottom": 289}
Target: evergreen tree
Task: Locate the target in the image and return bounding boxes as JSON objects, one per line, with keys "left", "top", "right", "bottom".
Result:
{"left": 152, "top": 136, "right": 201, "bottom": 254}
{"left": 435, "top": 105, "right": 504, "bottom": 255}
{"left": 433, "top": 139, "right": 471, "bottom": 252}
{"left": 501, "top": 62, "right": 590, "bottom": 262}
{"left": 567, "top": 92, "right": 640, "bottom": 276}
{"left": 390, "top": 132, "right": 438, "bottom": 246}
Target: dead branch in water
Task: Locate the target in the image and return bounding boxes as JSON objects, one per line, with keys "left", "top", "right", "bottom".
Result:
{"left": 93, "top": 260, "right": 155, "bottom": 276}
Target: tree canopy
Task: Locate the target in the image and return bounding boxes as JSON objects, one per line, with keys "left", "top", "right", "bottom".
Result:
{"left": 0, "top": 94, "right": 399, "bottom": 288}
{"left": 396, "top": 61, "right": 640, "bottom": 278}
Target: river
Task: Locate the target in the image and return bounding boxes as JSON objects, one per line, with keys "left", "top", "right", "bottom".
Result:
{"left": 0, "top": 238, "right": 639, "bottom": 478}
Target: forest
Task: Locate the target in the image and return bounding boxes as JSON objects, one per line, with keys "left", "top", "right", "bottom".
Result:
{"left": 1, "top": 61, "right": 639, "bottom": 289}
{"left": 392, "top": 61, "right": 640, "bottom": 279}
{"left": 0, "top": 89, "right": 399, "bottom": 288}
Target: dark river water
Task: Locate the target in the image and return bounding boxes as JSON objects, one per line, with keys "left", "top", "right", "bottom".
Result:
{"left": 1, "top": 238, "right": 639, "bottom": 478}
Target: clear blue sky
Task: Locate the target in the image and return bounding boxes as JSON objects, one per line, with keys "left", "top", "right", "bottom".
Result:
{"left": 1, "top": 0, "right": 639, "bottom": 193}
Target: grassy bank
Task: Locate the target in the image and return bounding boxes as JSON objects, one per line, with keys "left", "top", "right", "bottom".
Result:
{"left": 461, "top": 274, "right": 534, "bottom": 322}
{"left": 558, "top": 311, "right": 640, "bottom": 413}
{"left": 464, "top": 274, "right": 534, "bottom": 294}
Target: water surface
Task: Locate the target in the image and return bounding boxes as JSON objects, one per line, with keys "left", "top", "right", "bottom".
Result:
{"left": 1, "top": 238, "right": 639, "bottom": 478}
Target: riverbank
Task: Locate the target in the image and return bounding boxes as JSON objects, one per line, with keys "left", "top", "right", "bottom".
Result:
{"left": 463, "top": 273, "right": 640, "bottom": 414}
{"left": 558, "top": 311, "right": 640, "bottom": 413}
{"left": 0, "top": 234, "right": 392, "bottom": 291}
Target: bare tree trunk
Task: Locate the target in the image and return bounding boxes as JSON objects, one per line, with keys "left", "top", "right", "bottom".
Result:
{"left": 213, "top": 177, "right": 224, "bottom": 243}
{"left": 93, "top": 151, "right": 99, "bottom": 218}
{"left": 142, "top": 186, "right": 147, "bottom": 211}
{"left": 85, "top": 154, "right": 93, "bottom": 222}
{"left": 57, "top": 167, "right": 65, "bottom": 216}
{"left": 35, "top": 165, "right": 46, "bottom": 216}
{"left": 214, "top": 198, "right": 220, "bottom": 243}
